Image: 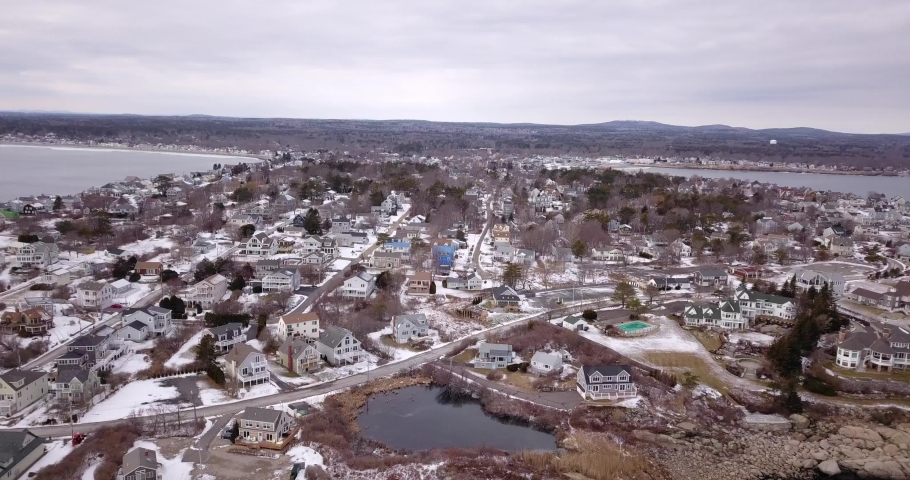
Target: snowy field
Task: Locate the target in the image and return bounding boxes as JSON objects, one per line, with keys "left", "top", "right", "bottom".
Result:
{"left": 82, "top": 378, "right": 180, "bottom": 422}
{"left": 164, "top": 329, "right": 205, "bottom": 368}
{"left": 45, "top": 316, "right": 94, "bottom": 348}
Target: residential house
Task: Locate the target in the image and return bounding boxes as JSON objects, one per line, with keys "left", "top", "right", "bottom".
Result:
{"left": 529, "top": 351, "right": 563, "bottom": 375}
{"left": 76, "top": 281, "right": 115, "bottom": 310}
{"left": 66, "top": 332, "right": 125, "bottom": 371}
{"left": 828, "top": 237, "right": 855, "bottom": 256}
{"left": 335, "top": 231, "right": 368, "bottom": 248}
{"left": 340, "top": 272, "right": 375, "bottom": 299}
{"left": 406, "top": 272, "right": 433, "bottom": 296}
{"left": 465, "top": 272, "right": 484, "bottom": 291}
{"left": 262, "top": 269, "right": 301, "bottom": 292}
{"left": 391, "top": 314, "right": 429, "bottom": 344}
{"left": 431, "top": 244, "right": 455, "bottom": 272}
{"left": 0, "top": 370, "right": 48, "bottom": 416}
{"left": 118, "top": 321, "right": 150, "bottom": 342}
{"left": 277, "top": 337, "right": 321, "bottom": 373}
{"left": 790, "top": 268, "right": 846, "bottom": 297}
{"left": 491, "top": 286, "right": 521, "bottom": 308}
{"left": 755, "top": 217, "right": 778, "bottom": 235}
{"left": 224, "top": 344, "right": 270, "bottom": 388}
{"left": 192, "top": 239, "right": 215, "bottom": 254}
{"left": 122, "top": 306, "right": 172, "bottom": 337}
{"left": 491, "top": 224, "right": 511, "bottom": 242}
{"left": 330, "top": 216, "right": 354, "bottom": 233}
{"left": 320, "top": 237, "right": 337, "bottom": 258}
{"left": 202, "top": 323, "right": 247, "bottom": 353}
{"left": 371, "top": 251, "right": 403, "bottom": 270}
{"left": 443, "top": 275, "right": 467, "bottom": 289}
{"left": 277, "top": 313, "right": 320, "bottom": 341}
{"left": 254, "top": 258, "right": 282, "bottom": 278}
{"left": 242, "top": 232, "right": 278, "bottom": 256}
{"left": 382, "top": 241, "right": 411, "bottom": 256}
{"left": 0, "top": 429, "right": 46, "bottom": 480}
{"left": 229, "top": 213, "right": 263, "bottom": 228}
{"left": 0, "top": 307, "right": 52, "bottom": 335}
{"left": 475, "top": 342, "right": 513, "bottom": 369}
{"left": 561, "top": 314, "right": 593, "bottom": 332}
{"left": 692, "top": 269, "right": 729, "bottom": 288}
{"left": 649, "top": 276, "right": 691, "bottom": 290}
{"left": 576, "top": 365, "right": 637, "bottom": 400}
{"left": 135, "top": 261, "right": 163, "bottom": 276}
{"left": 301, "top": 236, "right": 323, "bottom": 254}
{"left": 314, "top": 326, "right": 362, "bottom": 366}
{"left": 734, "top": 287, "right": 797, "bottom": 321}
{"left": 13, "top": 242, "right": 59, "bottom": 269}
{"left": 683, "top": 301, "right": 747, "bottom": 330}
{"left": 185, "top": 274, "right": 228, "bottom": 308}
{"left": 118, "top": 447, "right": 161, "bottom": 480}
{"left": 835, "top": 324, "right": 910, "bottom": 372}
{"left": 236, "top": 407, "right": 295, "bottom": 447}
{"left": 848, "top": 287, "right": 904, "bottom": 312}
{"left": 669, "top": 239, "right": 692, "bottom": 257}
{"left": 591, "top": 247, "right": 625, "bottom": 262}
{"left": 54, "top": 368, "right": 100, "bottom": 404}
{"left": 110, "top": 279, "right": 133, "bottom": 296}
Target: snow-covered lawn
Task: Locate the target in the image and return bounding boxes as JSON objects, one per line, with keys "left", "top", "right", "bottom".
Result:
{"left": 286, "top": 444, "right": 325, "bottom": 467}
{"left": 368, "top": 327, "right": 427, "bottom": 361}
{"left": 164, "top": 329, "right": 205, "bottom": 369}
{"left": 82, "top": 378, "right": 180, "bottom": 422}
{"left": 25, "top": 438, "right": 74, "bottom": 476}
{"left": 111, "top": 349, "right": 152, "bottom": 376}
{"left": 329, "top": 258, "right": 351, "bottom": 271}
{"left": 118, "top": 237, "right": 176, "bottom": 258}
{"left": 46, "top": 316, "right": 94, "bottom": 348}
{"left": 269, "top": 362, "right": 316, "bottom": 386}
{"left": 578, "top": 316, "right": 703, "bottom": 359}
{"left": 199, "top": 381, "right": 280, "bottom": 405}
{"left": 82, "top": 462, "right": 100, "bottom": 480}
{"left": 112, "top": 282, "right": 155, "bottom": 307}
{"left": 313, "top": 355, "right": 380, "bottom": 382}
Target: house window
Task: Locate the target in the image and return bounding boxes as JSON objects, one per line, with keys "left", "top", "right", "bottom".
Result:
{"left": 590, "top": 385, "right": 599, "bottom": 392}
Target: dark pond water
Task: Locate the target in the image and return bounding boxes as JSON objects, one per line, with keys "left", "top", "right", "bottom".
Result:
{"left": 356, "top": 385, "right": 557, "bottom": 452}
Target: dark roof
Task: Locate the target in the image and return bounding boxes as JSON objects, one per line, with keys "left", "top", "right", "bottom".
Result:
{"left": 125, "top": 320, "right": 149, "bottom": 331}
{"left": 492, "top": 286, "right": 519, "bottom": 301}
{"left": 122, "top": 447, "right": 158, "bottom": 475}
{"left": 851, "top": 288, "right": 883, "bottom": 300}
{"left": 70, "top": 334, "right": 106, "bottom": 348}
{"left": 581, "top": 365, "right": 633, "bottom": 383}
{"left": 0, "top": 430, "right": 44, "bottom": 476}
{"left": 240, "top": 406, "right": 282, "bottom": 424}
{"left": 838, "top": 331, "right": 877, "bottom": 351}
{"left": 318, "top": 325, "right": 354, "bottom": 348}
{"left": 0, "top": 369, "right": 46, "bottom": 391}
{"left": 56, "top": 369, "right": 91, "bottom": 384}
{"left": 205, "top": 322, "right": 244, "bottom": 339}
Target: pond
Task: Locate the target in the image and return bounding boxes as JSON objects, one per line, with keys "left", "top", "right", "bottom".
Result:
{"left": 356, "top": 385, "right": 557, "bottom": 452}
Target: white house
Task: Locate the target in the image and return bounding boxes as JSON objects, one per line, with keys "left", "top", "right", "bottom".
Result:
{"left": 529, "top": 351, "right": 563, "bottom": 375}
{"left": 340, "top": 271, "right": 376, "bottom": 299}
{"left": 76, "top": 281, "right": 115, "bottom": 310}
{"left": 122, "top": 306, "right": 172, "bottom": 337}
{"left": 262, "top": 269, "right": 301, "bottom": 292}
{"left": 242, "top": 232, "right": 279, "bottom": 256}
{"left": 391, "top": 314, "right": 429, "bottom": 344}
{"left": 790, "top": 268, "right": 845, "bottom": 297}
{"left": 315, "top": 326, "right": 362, "bottom": 366}
{"left": 277, "top": 312, "right": 320, "bottom": 341}
{"left": 576, "top": 365, "right": 637, "bottom": 400}
{"left": 224, "top": 344, "right": 270, "bottom": 387}
{"left": 185, "top": 274, "right": 229, "bottom": 308}
{"left": 14, "top": 242, "right": 60, "bottom": 269}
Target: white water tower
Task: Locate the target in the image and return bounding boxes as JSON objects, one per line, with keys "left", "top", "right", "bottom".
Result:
{"left": 770, "top": 139, "right": 778, "bottom": 145}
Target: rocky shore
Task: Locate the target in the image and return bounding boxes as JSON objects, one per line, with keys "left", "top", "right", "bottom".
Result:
{"left": 634, "top": 415, "right": 910, "bottom": 479}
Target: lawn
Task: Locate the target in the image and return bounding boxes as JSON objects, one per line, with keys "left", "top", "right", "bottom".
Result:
{"left": 452, "top": 348, "right": 477, "bottom": 364}
{"left": 644, "top": 351, "right": 730, "bottom": 395}
{"left": 379, "top": 335, "right": 421, "bottom": 352}
{"left": 827, "top": 362, "right": 910, "bottom": 383}
{"left": 690, "top": 330, "right": 723, "bottom": 352}
{"left": 472, "top": 367, "right": 538, "bottom": 392}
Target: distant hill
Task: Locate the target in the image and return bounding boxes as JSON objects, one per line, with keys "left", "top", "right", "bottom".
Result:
{"left": 0, "top": 112, "right": 908, "bottom": 168}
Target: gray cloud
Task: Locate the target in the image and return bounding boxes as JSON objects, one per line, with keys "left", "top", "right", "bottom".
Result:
{"left": 0, "top": 0, "right": 908, "bottom": 133}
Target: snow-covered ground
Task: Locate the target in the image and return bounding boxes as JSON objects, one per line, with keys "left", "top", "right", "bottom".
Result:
{"left": 82, "top": 378, "right": 180, "bottom": 422}
{"left": 25, "top": 438, "right": 74, "bottom": 476}
{"left": 45, "top": 316, "right": 94, "bottom": 348}
{"left": 312, "top": 355, "right": 380, "bottom": 382}
{"left": 729, "top": 331, "right": 776, "bottom": 346}
{"left": 199, "top": 381, "right": 280, "bottom": 405}
{"left": 164, "top": 329, "right": 205, "bottom": 368}
{"left": 368, "top": 327, "right": 427, "bottom": 361}
{"left": 286, "top": 444, "right": 324, "bottom": 467}
{"left": 578, "top": 316, "right": 703, "bottom": 358}
{"left": 111, "top": 348, "right": 153, "bottom": 375}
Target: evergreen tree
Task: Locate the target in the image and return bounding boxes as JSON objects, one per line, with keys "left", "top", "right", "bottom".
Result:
{"left": 502, "top": 262, "right": 523, "bottom": 288}
{"left": 196, "top": 334, "right": 219, "bottom": 367}
{"left": 53, "top": 196, "right": 62, "bottom": 211}
{"left": 305, "top": 208, "right": 323, "bottom": 235}
{"left": 611, "top": 282, "right": 637, "bottom": 308}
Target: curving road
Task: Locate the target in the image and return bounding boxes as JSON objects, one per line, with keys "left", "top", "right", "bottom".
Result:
{"left": 18, "top": 299, "right": 607, "bottom": 437}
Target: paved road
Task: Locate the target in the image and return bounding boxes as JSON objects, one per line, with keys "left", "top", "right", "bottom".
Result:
{"left": 20, "top": 286, "right": 163, "bottom": 371}
{"left": 472, "top": 194, "right": 496, "bottom": 280}
{"left": 288, "top": 209, "right": 411, "bottom": 314}
{"left": 21, "top": 298, "right": 608, "bottom": 437}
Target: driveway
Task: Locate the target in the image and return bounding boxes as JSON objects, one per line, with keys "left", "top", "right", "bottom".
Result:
{"left": 182, "top": 413, "right": 233, "bottom": 463}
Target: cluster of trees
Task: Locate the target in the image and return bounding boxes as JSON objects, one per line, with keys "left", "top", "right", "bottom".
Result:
{"left": 159, "top": 295, "right": 187, "bottom": 319}
{"left": 765, "top": 282, "right": 847, "bottom": 411}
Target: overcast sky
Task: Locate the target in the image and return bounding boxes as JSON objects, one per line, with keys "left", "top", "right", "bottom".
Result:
{"left": 1, "top": 1, "right": 908, "bottom": 133}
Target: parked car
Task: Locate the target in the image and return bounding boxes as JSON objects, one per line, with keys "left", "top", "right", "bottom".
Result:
{"left": 110, "top": 304, "right": 123, "bottom": 309}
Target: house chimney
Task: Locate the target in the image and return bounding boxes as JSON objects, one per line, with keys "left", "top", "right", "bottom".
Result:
{"left": 881, "top": 327, "right": 891, "bottom": 339}
{"left": 837, "top": 327, "right": 846, "bottom": 343}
